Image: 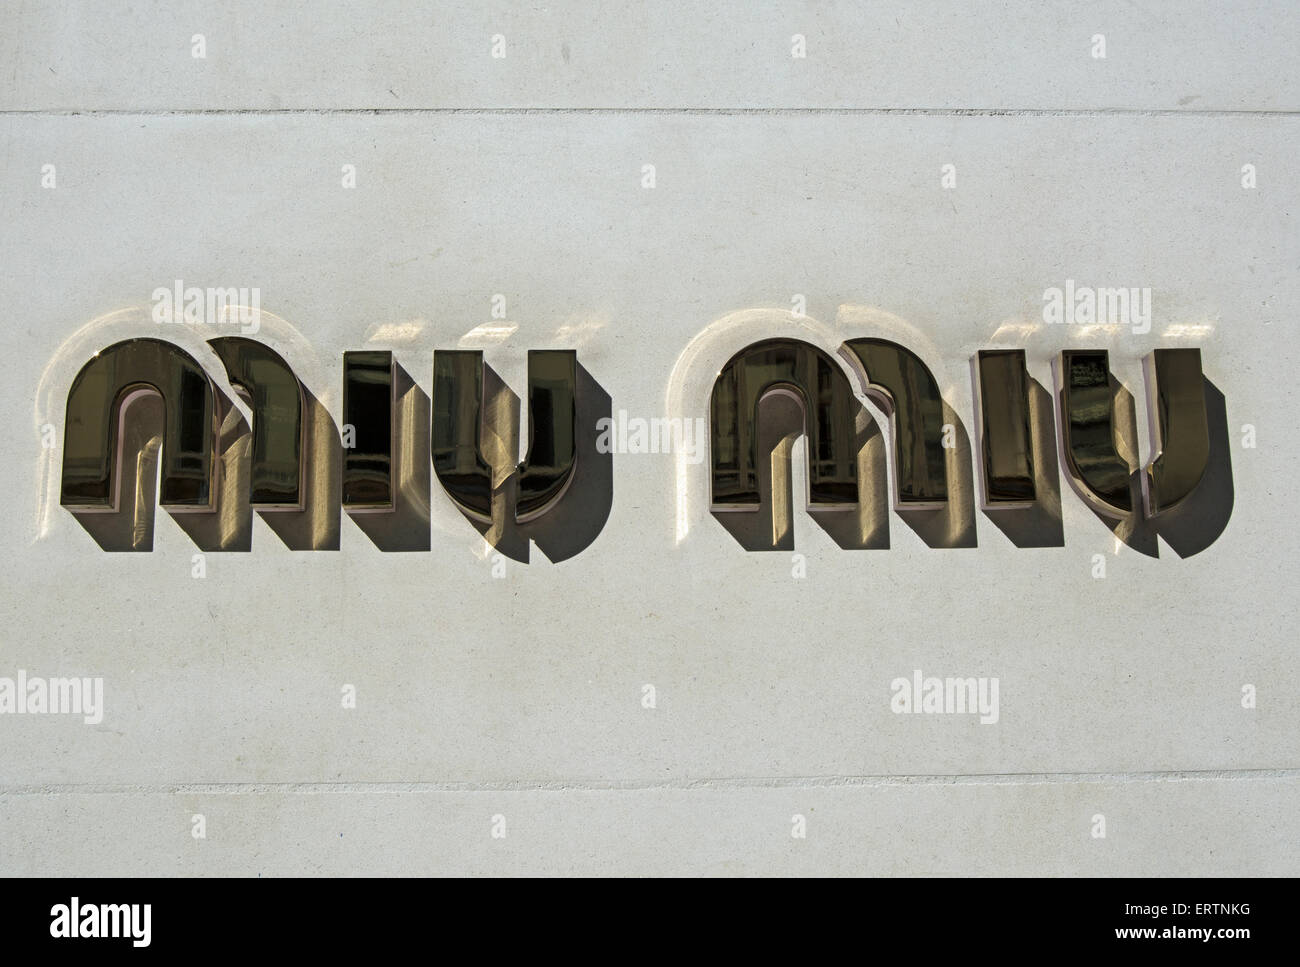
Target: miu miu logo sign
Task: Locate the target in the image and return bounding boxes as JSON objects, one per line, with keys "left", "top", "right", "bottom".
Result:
{"left": 58, "top": 335, "right": 1227, "bottom": 557}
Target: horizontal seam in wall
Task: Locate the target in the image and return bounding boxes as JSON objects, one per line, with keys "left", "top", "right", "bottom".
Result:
{"left": 0, "top": 107, "right": 1297, "bottom": 118}
{"left": 3, "top": 769, "right": 1299, "bottom": 795}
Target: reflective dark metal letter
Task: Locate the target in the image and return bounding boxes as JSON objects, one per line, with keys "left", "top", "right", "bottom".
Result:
{"left": 61, "top": 338, "right": 219, "bottom": 511}
{"left": 431, "top": 350, "right": 494, "bottom": 520}
{"left": 342, "top": 351, "right": 394, "bottom": 509}
{"left": 709, "top": 339, "right": 859, "bottom": 510}
{"left": 840, "top": 338, "right": 947, "bottom": 507}
{"left": 208, "top": 337, "right": 305, "bottom": 508}
{"left": 432, "top": 349, "right": 578, "bottom": 522}
{"left": 1059, "top": 349, "right": 1131, "bottom": 515}
{"left": 1143, "top": 348, "right": 1209, "bottom": 517}
{"left": 974, "top": 349, "right": 1035, "bottom": 505}
{"left": 517, "top": 351, "right": 577, "bottom": 521}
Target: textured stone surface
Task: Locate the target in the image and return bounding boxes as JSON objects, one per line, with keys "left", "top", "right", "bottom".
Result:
{"left": 4, "top": 1, "right": 1297, "bottom": 111}
{"left": 0, "top": 1, "right": 1296, "bottom": 876}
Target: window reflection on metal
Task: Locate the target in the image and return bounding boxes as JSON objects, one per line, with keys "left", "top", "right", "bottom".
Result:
{"left": 840, "top": 338, "right": 947, "bottom": 508}
{"left": 60, "top": 338, "right": 219, "bottom": 511}
{"left": 1060, "top": 349, "right": 1132, "bottom": 515}
{"left": 431, "top": 350, "right": 494, "bottom": 521}
{"left": 974, "top": 349, "right": 1035, "bottom": 506}
{"left": 709, "top": 339, "right": 859, "bottom": 511}
{"left": 432, "top": 349, "right": 578, "bottom": 522}
{"left": 54, "top": 329, "right": 1227, "bottom": 554}
{"left": 208, "top": 337, "right": 305, "bottom": 509}
{"left": 342, "top": 350, "right": 394, "bottom": 510}
{"left": 1143, "top": 348, "right": 1209, "bottom": 517}
{"left": 517, "top": 351, "right": 577, "bottom": 522}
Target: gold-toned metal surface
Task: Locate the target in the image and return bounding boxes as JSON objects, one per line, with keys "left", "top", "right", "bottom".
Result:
{"left": 1060, "top": 349, "right": 1132, "bottom": 515}
{"left": 208, "top": 336, "right": 305, "bottom": 509}
{"left": 709, "top": 339, "right": 859, "bottom": 511}
{"left": 342, "top": 350, "right": 394, "bottom": 509}
{"left": 840, "top": 338, "right": 948, "bottom": 506}
{"left": 56, "top": 331, "right": 1225, "bottom": 554}
{"left": 61, "top": 338, "right": 219, "bottom": 511}
{"left": 1143, "top": 347, "right": 1210, "bottom": 517}
{"left": 431, "top": 349, "right": 494, "bottom": 520}
{"left": 975, "top": 349, "right": 1036, "bottom": 505}
{"left": 432, "top": 349, "right": 578, "bottom": 522}
{"left": 516, "top": 350, "right": 578, "bottom": 522}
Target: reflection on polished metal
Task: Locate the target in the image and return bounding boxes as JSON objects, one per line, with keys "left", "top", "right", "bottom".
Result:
{"left": 432, "top": 349, "right": 578, "bottom": 522}
{"left": 709, "top": 339, "right": 859, "bottom": 511}
{"left": 975, "top": 349, "right": 1035, "bottom": 505}
{"left": 1143, "top": 348, "right": 1209, "bottom": 517}
{"left": 342, "top": 350, "right": 394, "bottom": 510}
{"left": 1060, "top": 349, "right": 1132, "bottom": 515}
{"left": 517, "top": 351, "right": 578, "bottom": 521}
{"left": 61, "top": 338, "right": 219, "bottom": 511}
{"left": 56, "top": 329, "right": 1228, "bottom": 553}
{"left": 208, "top": 337, "right": 305, "bottom": 509}
{"left": 840, "top": 338, "right": 947, "bottom": 507}
{"left": 431, "top": 350, "right": 493, "bottom": 520}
